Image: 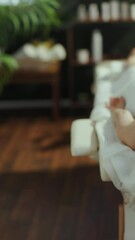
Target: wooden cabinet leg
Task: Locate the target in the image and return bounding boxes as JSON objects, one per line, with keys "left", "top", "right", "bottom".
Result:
{"left": 52, "top": 77, "right": 60, "bottom": 119}
{"left": 119, "top": 204, "right": 124, "bottom": 240}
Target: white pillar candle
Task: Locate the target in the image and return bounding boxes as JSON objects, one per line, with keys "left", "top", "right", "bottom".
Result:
{"left": 77, "top": 4, "right": 87, "bottom": 21}
{"left": 130, "top": 4, "right": 135, "bottom": 20}
{"left": 91, "top": 30, "right": 103, "bottom": 63}
{"left": 88, "top": 4, "right": 99, "bottom": 21}
{"left": 121, "top": 2, "right": 129, "bottom": 20}
{"left": 110, "top": 0, "right": 120, "bottom": 20}
{"left": 101, "top": 2, "right": 111, "bottom": 21}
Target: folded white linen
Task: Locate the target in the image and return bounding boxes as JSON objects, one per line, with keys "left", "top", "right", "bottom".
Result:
{"left": 90, "top": 79, "right": 112, "bottom": 121}
{"left": 13, "top": 43, "right": 67, "bottom": 62}
{"left": 90, "top": 104, "right": 111, "bottom": 122}
{"left": 71, "top": 119, "right": 99, "bottom": 157}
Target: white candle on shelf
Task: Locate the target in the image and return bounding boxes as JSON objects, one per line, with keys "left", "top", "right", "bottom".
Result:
{"left": 88, "top": 3, "right": 99, "bottom": 21}
{"left": 130, "top": 4, "right": 135, "bottom": 20}
{"left": 101, "top": 2, "right": 111, "bottom": 21}
{"left": 77, "top": 4, "right": 87, "bottom": 21}
{"left": 121, "top": 2, "right": 129, "bottom": 20}
{"left": 76, "top": 49, "right": 90, "bottom": 64}
{"left": 91, "top": 30, "right": 103, "bottom": 63}
{"left": 110, "top": 0, "right": 120, "bottom": 20}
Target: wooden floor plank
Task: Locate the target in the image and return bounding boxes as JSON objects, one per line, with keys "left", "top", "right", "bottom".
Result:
{"left": 0, "top": 117, "right": 97, "bottom": 172}
{"left": 0, "top": 117, "right": 122, "bottom": 240}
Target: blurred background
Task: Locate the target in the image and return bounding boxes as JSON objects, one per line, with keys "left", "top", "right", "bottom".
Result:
{"left": 0, "top": 0, "right": 133, "bottom": 239}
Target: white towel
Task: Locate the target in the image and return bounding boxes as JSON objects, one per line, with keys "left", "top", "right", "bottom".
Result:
{"left": 71, "top": 119, "right": 99, "bottom": 157}
{"left": 92, "top": 64, "right": 135, "bottom": 209}
{"left": 96, "top": 117, "right": 135, "bottom": 209}
{"left": 90, "top": 79, "right": 111, "bottom": 121}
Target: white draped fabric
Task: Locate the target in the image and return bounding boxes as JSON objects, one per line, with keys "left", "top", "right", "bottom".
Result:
{"left": 91, "top": 61, "right": 135, "bottom": 209}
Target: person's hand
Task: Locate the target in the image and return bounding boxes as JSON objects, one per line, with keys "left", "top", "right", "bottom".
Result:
{"left": 106, "top": 97, "right": 125, "bottom": 111}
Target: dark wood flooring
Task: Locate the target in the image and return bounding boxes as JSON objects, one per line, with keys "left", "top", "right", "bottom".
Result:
{"left": 0, "top": 117, "right": 122, "bottom": 240}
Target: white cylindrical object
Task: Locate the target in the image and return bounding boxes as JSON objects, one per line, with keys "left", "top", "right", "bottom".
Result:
{"left": 77, "top": 4, "right": 87, "bottom": 21}
{"left": 130, "top": 4, "right": 135, "bottom": 20}
{"left": 101, "top": 2, "right": 111, "bottom": 21}
{"left": 121, "top": 2, "right": 129, "bottom": 20}
{"left": 110, "top": 0, "right": 120, "bottom": 20}
{"left": 88, "top": 3, "right": 99, "bottom": 21}
{"left": 91, "top": 30, "right": 103, "bottom": 63}
{"left": 76, "top": 49, "right": 89, "bottom": 64}
{"left": 71, "top": 119, "right": 99, "bottom": 156}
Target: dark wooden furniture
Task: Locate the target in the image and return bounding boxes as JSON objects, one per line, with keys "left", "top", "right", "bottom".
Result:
{"left": 67, "top": 19, "right": 135, "bottom": 110}
{"left": 12, "top": 58, "right": 61, "bottom": 119}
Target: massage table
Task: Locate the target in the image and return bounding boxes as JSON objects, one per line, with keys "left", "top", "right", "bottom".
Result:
{"left": 71, "top": 60, "right": 135, "bottom": 240}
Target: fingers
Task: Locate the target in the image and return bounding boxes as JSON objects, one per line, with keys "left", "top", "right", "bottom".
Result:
{"left": 110, "top": 97, "right": 120, "bottom": 107}
{"left": 107, "top": 96, "right": 125, "bottom": 109}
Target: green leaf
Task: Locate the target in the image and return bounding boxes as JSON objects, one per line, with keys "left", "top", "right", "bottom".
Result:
{"left": 0, "top": 54, "right": 19, "bottom": 91}
{"left": 0, "top": 54, "right": 19, "bottom": 72}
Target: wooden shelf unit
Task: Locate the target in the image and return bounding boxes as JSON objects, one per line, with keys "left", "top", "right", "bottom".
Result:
{"left": 67, "top": 19, "right": 135, "bottom": 110}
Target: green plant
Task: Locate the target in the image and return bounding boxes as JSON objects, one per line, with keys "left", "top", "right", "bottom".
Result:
{"left": 0, "top": 0, "right": 61, "bottom": 51}
{"left": 0, "top": 0, "right": 61, "bottom": 90}
{"left": 0, "top": 54, "right": 19, "bottom": 91}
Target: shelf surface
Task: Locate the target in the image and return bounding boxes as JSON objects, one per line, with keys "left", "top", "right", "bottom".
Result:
{"left": 70, "top": 55, "right": 126, "bottom": 67}
{"left": 74, "top": 18, "right": 135, "bottom": 25}
{"left": 69, "top": 100, "right": 93, "bottom": 108}
{"left": 71, "top": 59, "right": 93, "bottom": 66}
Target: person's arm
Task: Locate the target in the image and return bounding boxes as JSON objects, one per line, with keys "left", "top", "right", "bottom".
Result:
{"left": 111, "top": 108, "right": 134, "bottom": 129}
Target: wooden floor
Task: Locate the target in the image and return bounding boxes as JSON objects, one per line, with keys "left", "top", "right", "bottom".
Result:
{"left": 0, "top": 117, "right": 122, "bottom": 240}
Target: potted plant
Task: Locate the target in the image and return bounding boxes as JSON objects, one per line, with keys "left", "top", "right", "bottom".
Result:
{"left": 0, "top": 0, "right": 61, "bottom": 90}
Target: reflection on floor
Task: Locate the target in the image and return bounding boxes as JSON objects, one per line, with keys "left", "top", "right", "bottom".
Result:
{"left": 0, "top": 117, "right": 97, "bottom": 172}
